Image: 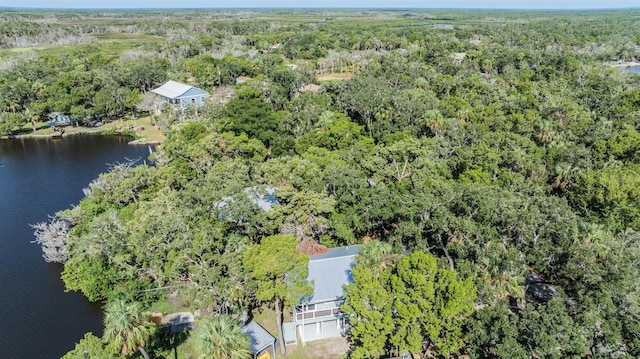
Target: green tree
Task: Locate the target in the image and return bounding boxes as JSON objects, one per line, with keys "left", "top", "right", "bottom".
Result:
{"left": 194, "top": 316, "right": 252, "bottom": 359}
{"left": 0, "top": 111, "right": 22, "bottom": 136}
{"left": 295, "top": 112, "right": 372, "bottom": 154}
{"left": 62, "top": 333, "right": 121, "bottom": 359}
{"left": 358, "top": 239, "right": 392, "bottom": 267}
{"left": 103, "top": 299, "right": 153, "bottom": 359}
{"left": 389, "top": 252, "right": 476, "bottom": 357}
{"left": 224, "top": 87, "right": 292, "bottom": 156}
{"left": 343, "top": 251, "right": 476, "bottom": 358}
{"left": 243, "top": 234, "right": 312, "bottom": 355}
{"left": 466, "top": 302, "right": 527, "bottom": 359}
{"left": 119, "top": 57, "right": 169, "bottom": 93}
{"left": 568, "top": 167, "right": 640, "bottom": 231}
{"left": 23, "top": 107, "right": 40, "bottom": 132}
{"left": 334, "top": 75, "right": 393, "bottom": 139}
{"left": 342, "top": 252, "right": 394, "bottom": 358}
{"left": 62, "top": 256, "right": 122, "bottom": 302}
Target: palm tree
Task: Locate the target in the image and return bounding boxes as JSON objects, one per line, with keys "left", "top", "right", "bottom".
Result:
{"left": 423, "top": 109, "right": 444, "bottom": 136}
{"left": 103, "top": 299, "right": 152, "bottom": 359}
{"left": 194, "top": 316, "right": 252, "bottom": 359}
{"left": 536, "top": 121, "right": 556, "bottom": 147}
{"left": 359, "top": 239, "right": 396, "bottom": 275}
{"left": 553, "top": 162, "right": 581, "bottom": 191}
{"left": 23, "top": 107, "right": 39, "bottom": 133}
{"left": 360, "top": 239, "right": 392, "bottom": 265}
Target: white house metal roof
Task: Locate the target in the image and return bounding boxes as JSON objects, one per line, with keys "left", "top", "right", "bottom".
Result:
{"left": 151, "top": 80, "right": 207, "bottom": 99}
{"left": 214, "top": 187, "right": 279, "bottom": 219}
{"left": 306, "top": 245, "right": 361, "bottom": 303}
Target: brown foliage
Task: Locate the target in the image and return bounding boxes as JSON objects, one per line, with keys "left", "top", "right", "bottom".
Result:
{"left": 296, "top": 236, "right": 328, "bottom": 256}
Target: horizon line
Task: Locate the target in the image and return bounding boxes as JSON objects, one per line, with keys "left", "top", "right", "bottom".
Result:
{"left": 1, "top": 6, "right": 639, "bottom": 11}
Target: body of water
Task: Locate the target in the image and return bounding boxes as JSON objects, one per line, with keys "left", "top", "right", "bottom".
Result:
{"left": 0, "top": 135, "right": 151, "bottom": 359}
{"left": 628, "top": 65, "right": 640, "bottom": 73}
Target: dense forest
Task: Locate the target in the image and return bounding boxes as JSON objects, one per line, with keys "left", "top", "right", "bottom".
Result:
{"left": 5, "top": 8, "right": 640, "bottom": 359}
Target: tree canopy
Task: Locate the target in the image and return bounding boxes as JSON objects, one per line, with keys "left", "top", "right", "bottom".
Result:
{"left": 343, "top": 250, "right": 476, "bottom": 358}
{"left": 12, "top": 8, "right": 639, "bottom": 359}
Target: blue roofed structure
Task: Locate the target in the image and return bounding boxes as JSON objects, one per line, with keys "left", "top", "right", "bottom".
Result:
{"left": 151, "top": 80, "right": 209, "bottom": 109}
{"left": 306, "top": 246, "right": 360, "bottom": 303}
{"left": 284, "top": 245, "right": 361, "bottom": 345}
{"left": 242, "top": 320, "right": 276, "bottom": 359}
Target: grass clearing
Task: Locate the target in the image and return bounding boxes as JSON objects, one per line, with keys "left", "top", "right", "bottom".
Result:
{"left": 284, "top": 338, "right": 350, "bottom": 359}
{"left": 9, "top": 115, "right": 164, "bottom": 144}
{"left": 93, "top": 32, "right": 166, "bottom": 42}
{"left": 252, "top": 305, "right": 280, "bottom": 336}
{"left": 1, "top": 33, "right": 163, "bottom": 60}
{"left": 317, "top": 72, "right": 354, "bottom": 81}
{"left": 112, "top": 115, "right": 165, "bottom": 144}
{"left": 8, "top": 46, "right": 54, "bottom": 53}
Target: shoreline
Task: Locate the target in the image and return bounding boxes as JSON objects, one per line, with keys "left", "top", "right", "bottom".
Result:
{"left": 1, "top": 129, "right": 161, "bottom": 145}
{"left": 1, "top": 118, "right": 164, "bottom": 145}
{"left": 609, "top": 61, "right": 640, "bottom": 69}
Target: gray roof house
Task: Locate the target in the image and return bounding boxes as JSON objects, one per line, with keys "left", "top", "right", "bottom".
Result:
{"left": 151, "top": 80, "right": 209, "bottom": 109}
{"left": 283, "top": 245, "right": 361, "bottom": 345}
{"left": 47, "top": 112, "right": 72, "bottom": 127}
{"left": 214, "top": 187, "right": 279, "bottom": 221}
{"left": 243, "top": 320, "right": 277, "bottom": 359}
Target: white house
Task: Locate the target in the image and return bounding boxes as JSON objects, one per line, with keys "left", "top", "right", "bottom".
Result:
{"left": 283, "top": 245, "right": 361, "bottom": 345}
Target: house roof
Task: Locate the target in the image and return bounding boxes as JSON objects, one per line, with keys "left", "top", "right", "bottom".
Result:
{"left": 151, "top": 80, "right": 208, "bottom": 99}
{"left": 245, "top": 187, "right": 278, "bottom": 211}
{"left": 306, "top": 245, "right": 361, "bottom": 303}
{"left": 242, "top": 320, "right": 276, "bottom": 354}
{"left": 214, "top": 186, "right": 279, "bottom": 215}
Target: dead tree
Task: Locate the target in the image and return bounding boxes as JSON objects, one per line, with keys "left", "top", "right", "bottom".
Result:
{"left": 31, "top": 216, "right": 69, "bottom": 263}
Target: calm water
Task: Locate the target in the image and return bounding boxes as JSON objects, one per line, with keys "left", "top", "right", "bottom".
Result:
{"left": 0, "top": 135, "right": 151, "bottom": 359}
{"left": 629, "top": 66, "right": 640, "bottom": 73}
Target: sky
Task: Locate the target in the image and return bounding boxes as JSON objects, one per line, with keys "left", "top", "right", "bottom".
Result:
{"left": 2, "top": 1, "right": 639, "bottom": 10}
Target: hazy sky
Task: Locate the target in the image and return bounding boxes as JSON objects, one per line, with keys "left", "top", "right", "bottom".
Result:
{"left": 3, "top": 1, "right": 639, "bottom": 9}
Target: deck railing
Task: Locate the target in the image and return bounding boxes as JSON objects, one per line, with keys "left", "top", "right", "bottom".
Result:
{"left": 294, "top": 307, "right": 342, "bottom": 322}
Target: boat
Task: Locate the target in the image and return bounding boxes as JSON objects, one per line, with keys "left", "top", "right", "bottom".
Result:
{"left": 51, "top": 128, "right": 65, "bottom": 138}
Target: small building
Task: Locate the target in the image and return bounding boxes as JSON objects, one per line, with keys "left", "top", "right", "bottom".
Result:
{"left": 243, "top": 321, "right": 277, "bottom": 359}
{"left": 151, "top": 80, "right": 209, "bottom": 109}
{"left": 47, "top": 112, "right": 71, "bottom": 127}
{"left": 284, "top": 245, "right": 361, "bottom": 345}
